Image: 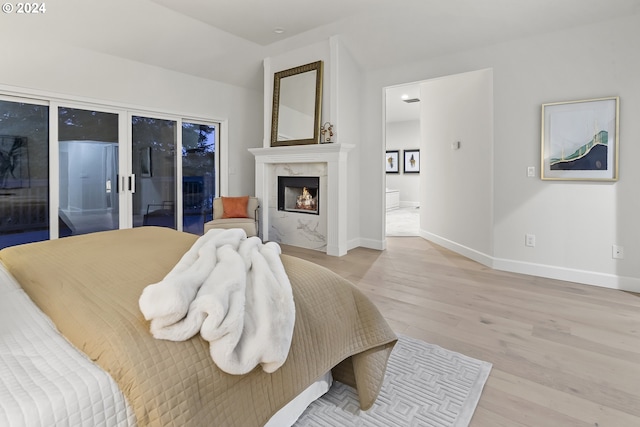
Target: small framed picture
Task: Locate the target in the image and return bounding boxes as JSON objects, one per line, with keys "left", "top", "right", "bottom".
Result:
{"left": 403, "top": 149, "right": 420, "bottom": 173}
{"left": 386, "top": 150, "right": 399, "bottom": 173}
{"left": 541, "top": 97, "right": 618, "bottom": 181}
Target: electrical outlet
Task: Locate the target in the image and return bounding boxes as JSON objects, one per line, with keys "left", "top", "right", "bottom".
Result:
{"left": 525, "top": 234, "right": 536, "bottom": 247}
{"left": 612, "top": 245, "right": 624, "bottom": 259}
{"left": 527, "top": 166, "right": 535, "bottom": 177}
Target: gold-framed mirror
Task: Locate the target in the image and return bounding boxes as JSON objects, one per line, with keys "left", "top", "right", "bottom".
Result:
{"left": 271, "top": 61, "right": 323, "bottom": 147}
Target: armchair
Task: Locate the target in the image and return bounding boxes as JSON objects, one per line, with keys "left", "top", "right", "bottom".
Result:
{"left": 204, "top": 196, "right": 259, "bottom": 237}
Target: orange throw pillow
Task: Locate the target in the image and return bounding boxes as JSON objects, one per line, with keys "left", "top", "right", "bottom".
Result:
{"left": 221, "top": 196, "right": 249, "bottom": 219}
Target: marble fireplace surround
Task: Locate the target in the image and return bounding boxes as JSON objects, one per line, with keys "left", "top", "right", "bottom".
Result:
{"left": 249, "top": 143, "right": 354, "bottom": 256}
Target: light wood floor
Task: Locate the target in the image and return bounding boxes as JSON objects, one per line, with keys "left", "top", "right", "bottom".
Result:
{"left": 281, "top": 237, "right": 640, "bottom": 427}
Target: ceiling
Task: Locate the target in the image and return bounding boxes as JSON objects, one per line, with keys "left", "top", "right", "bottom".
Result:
{"left": 5, "top": 0, "right": 640, "bottom": 96}
{"left": 148, "top": 0, "right": 640, "bottom": 88}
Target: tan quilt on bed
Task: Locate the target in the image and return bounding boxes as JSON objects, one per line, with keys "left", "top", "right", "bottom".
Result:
{"left": 0, "top": 227, "right": 397, "bottom": 427}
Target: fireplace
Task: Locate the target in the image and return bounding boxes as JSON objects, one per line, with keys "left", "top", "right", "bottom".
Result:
{"left": 278, "top": 176, "right": 319, "bottom": 215}
{"left": 250, "top": 143, "right": 354, "bottom": 255}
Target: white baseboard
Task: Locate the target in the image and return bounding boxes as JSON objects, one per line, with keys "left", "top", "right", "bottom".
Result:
{"left": 420, "top": 231, "right": 494, "bottom": 268}
{"left": 419, "top": 231, "right": 640, "bottom": 293}
{"left": 399, "top": 201, "right": 420, "bottom": 208}
{"left": 493, "top": 258, "right": 640, "bottom": 293}
{"left": 356, "top": 237, "right": 386, "bottom": 251}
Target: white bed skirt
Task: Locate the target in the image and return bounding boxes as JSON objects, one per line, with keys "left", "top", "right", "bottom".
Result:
{"left": 265, "top": 371, "right": 332, "bottom": 427}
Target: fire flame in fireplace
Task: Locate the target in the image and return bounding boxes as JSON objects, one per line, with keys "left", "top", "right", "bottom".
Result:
{"left": 296, "top": 187, "right": 317, "bottom": 211}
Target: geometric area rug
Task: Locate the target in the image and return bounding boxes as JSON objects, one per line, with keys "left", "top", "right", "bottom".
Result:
{"left": 295, "top": 335, "right": 492, "bottom": 427}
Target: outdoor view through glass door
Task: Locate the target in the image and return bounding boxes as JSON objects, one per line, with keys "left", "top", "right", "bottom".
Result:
{"left": 0, "top": 99, "right": 49, "bottom": 249}
{"left": 132, "top": 115, "right": 177, "bottom": 229}
{"left": 58, "top": 106, "right": 120, "bottom": 237}
{"left": 182, "top": 121, "right": 217, "bottom": 234}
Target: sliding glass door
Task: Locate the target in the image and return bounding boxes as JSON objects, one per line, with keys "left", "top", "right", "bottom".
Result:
{"left": 131, "top": 115, "right": 177, "bottom": 229}
{"left": 0, "top": 98, "right": 49, "bottom": 249}
{"left": 182, "top": 121, "right": 217, "bottom": 234}
{"left": 58, "top": 106, "right": 121, "bottom": 237}
{"left": 0, "top": 93, "right": 220, "bottom": 248}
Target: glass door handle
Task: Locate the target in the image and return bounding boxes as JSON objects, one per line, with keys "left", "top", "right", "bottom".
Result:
{"left": 129, "top": 174, "right": 136, "bottom": 193}
{"left": 119, "top": 175, "right": 136, "bottom": 193}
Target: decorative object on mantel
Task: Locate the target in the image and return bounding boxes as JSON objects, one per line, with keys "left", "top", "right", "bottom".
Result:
{"left": 320, "top": 122, "right": 334, "bottom": 143}
{"left": 271, "top": 61, "right": 324, "bottom": 147}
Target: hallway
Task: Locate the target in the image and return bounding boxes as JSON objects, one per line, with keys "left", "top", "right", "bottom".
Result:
{"left": 385, "top": 206, "right": 419, "bottom": 237}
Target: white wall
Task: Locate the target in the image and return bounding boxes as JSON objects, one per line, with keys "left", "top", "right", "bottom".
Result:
{"left": 420, "top": 70, "right": 494, "bottom": 260}
{"left": 331, "top": 37, "right": 363, "bottom": 249}
{"left": 0, "top": 38, "right": 262, "bottom": 197}
{"left": 361, "top": 13, "right": 640, "bottom": 291}
{"left": 489, "top": 16, "right": 640, "bottom": 291}
{"left": 385, "top": 120, "right": 420, "bottom": 206}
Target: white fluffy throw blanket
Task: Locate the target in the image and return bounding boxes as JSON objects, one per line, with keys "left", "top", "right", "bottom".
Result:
{"left": 138, "top": 229, "right": 295, "bottom": 375}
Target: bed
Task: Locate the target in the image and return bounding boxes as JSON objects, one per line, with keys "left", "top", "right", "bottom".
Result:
{"left": 0, "top": 226, "right": 397, "bottom": 426}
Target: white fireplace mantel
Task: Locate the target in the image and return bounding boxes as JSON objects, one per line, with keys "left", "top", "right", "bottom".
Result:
{"left": 249, "top": 143, "right": 354, "bottom": 256}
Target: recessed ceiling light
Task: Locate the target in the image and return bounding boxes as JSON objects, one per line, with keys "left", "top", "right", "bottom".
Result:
{"left": 401, "top": 94, "right": 409, "bottom": 100}
{"left": 274, "top": 27, "right": 285, "bottom": 34}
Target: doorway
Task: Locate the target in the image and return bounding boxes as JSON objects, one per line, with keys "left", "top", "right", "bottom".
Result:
{"left": 384, "top": 83, "right": 421, "bottom": 237}
{"left": 382, "top": 69, "right": 494, "bottom": 255}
